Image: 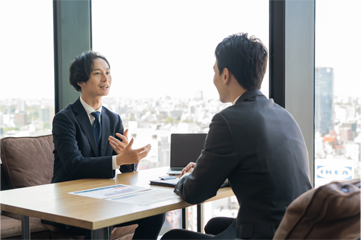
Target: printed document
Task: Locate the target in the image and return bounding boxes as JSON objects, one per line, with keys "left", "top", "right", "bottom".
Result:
{"left": 69, "top": 184, "right": 150, "bottom": 199}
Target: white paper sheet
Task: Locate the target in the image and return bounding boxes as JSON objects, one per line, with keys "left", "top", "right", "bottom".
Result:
{"left": 108, "top": 189, "right": 180, "bottom": 206}
{"left": 69, "top": 184, "right": 150, "bottom": 199}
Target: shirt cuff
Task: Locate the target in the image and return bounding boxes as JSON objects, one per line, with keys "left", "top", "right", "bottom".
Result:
{"left": 112, "top": 155, "right": 119, "bottom": 170}
{"left": 181, "top": 172, "right": 191, "bottom": 179}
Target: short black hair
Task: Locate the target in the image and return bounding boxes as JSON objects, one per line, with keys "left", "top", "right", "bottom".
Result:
{"left": 215, "top": 33, "right": 268, "bottom": 90}
{"left": 69, "top": 51, "right": 110, "bottom": 92}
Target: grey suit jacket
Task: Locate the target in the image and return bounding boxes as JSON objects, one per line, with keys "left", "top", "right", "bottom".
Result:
{"left": 175, "top": 89, "right": 312, "bottom": 239}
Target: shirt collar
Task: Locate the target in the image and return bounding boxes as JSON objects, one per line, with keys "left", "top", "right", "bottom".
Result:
{"left": 80, "top": 96, "right": 102, "bottom": 115}
{"left": 232, "top": 95, "right": 242, "bottom": 105}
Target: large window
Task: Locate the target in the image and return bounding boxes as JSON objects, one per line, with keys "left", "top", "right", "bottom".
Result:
{"left": 92, "top": 0, "right": 268, "bottom": 233}
{"left": 92, "top": 0, "right": 269, "bottom": 169}
{"left": 0, "top": 0, "right": 54, "bottom": 139}
{"left": 315, "top": 0, "right": 361, "bottom": 187}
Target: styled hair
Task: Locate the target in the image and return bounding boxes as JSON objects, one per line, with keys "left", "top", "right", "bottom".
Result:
{"left": 215, "top": 33, "right": 268, "bottom": 90}
{"left": 69, "top": 51, "right": 110, "bottom": 92}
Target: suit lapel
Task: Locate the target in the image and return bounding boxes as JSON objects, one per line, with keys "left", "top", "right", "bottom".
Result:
{"left": 100, "top": 109, "right": 110, "bottom": 156}
{"left": 72, "top": 98, "right": 99, "bottom": 156}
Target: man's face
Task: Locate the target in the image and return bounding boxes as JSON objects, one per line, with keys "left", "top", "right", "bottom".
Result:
{"left": 213, "top": 61, "right": 226, "bottom": 103}
{"left": 78, "top": 58, "right": 112, "bottom": 98}
{"left": 166, "top": 210, "right": 180, "bottom": 228}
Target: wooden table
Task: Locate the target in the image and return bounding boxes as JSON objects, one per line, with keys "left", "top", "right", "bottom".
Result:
{"left": 0, "top": 167, "right": 234, "bottom": 239}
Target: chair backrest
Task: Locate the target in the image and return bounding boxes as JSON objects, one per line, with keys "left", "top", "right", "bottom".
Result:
{"left": 0, "top": 135, "right": 54, "bottom": 189}
{"left": 273, "top": 178, "right": 360, "bottom": 239}
{"left": 1, "top": 163, "right": 11, "bottom": 190}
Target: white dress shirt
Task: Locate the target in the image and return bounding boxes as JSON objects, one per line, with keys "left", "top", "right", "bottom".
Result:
{"left": 79, "top": 97, "right": 119, "bottom": 170}
{"left": 233, "top": 95, "right": 242, "bottom": 105}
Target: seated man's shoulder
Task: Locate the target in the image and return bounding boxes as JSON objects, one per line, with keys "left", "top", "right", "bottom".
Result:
{"left": 216, "top": 103, "right": 248, "bottom": 120}
{"left": 101, "top": 106, "right": 120, "bottom": 120}
{"left": 54, "top": 104, "right": 74, "bottom": 120}
{"left": 53, "top": 103, "right": 86, "bottom": 129}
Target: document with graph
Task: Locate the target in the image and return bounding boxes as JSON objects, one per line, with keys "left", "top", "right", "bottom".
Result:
{"left": 69, "top": 184, "right": 151, "bottom": 199}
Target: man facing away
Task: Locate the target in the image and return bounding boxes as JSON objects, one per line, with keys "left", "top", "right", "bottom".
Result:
{"left": 162, "top": 33, "right": 312, "bottom": 240}
{"left": 50, "top": 51, "right": 164, "bottom": 239}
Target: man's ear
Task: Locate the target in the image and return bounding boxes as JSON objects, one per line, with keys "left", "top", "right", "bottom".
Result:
{"left": 77, "top": 82, "right": 86, "bottom": 89}
{"left": 222, "top": 68, "right": 230, "bottom": 85}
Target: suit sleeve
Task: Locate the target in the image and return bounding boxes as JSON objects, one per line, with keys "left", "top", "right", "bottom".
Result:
{"left": 113, "top": 115, "right": 138, "bottom": 173}
{"left": 174, "top": 113, "right": 238, "bottom": 204}
{"left": 53, "top": 112, "right": 115, "bottom": 179}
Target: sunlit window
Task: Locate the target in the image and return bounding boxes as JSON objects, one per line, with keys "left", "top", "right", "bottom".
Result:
{"left": 0, "top": 0, "right": 54, "bottom": 139}
{"left": 315, "top": 0, "right": 361, "bottom": 187}
{"left": 92, "top": 0, "right": 268, "bottom": 233}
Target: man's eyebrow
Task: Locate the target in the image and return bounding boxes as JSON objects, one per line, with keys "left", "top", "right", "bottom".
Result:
{"left": 91, "top": 68, "right": 110, "bottom": 72}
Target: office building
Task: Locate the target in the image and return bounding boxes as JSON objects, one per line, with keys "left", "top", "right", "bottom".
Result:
{"left": 315, "top": 67, "right": 334, "bottom": 136}
{"left": 14, "top": 111, "right": 27, "bottom": 126}
{"left": 193, "top": 91, "right": 203, "bottom": 101}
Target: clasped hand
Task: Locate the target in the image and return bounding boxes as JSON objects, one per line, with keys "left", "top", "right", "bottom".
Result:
{"left": 108, "top": 129, "right": 151, "bottom": 166}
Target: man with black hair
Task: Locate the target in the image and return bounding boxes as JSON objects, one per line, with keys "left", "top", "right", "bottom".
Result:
{"left": 162, "top": 33, "right": 312, "bottom": 239}
{"left": 50, "top": 51, "right": 165, "bottom": 239}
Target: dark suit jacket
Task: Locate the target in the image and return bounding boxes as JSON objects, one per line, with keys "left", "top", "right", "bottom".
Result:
{"left": 51, "top": 98, "right": 135, "bottom": 183}
{"left": 174, "top": 90, "right": 312, "bottom": 239}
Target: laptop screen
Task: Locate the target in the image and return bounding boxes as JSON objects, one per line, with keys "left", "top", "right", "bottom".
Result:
{"left": 170, "top": 133, "right": 207, "bottom": 168}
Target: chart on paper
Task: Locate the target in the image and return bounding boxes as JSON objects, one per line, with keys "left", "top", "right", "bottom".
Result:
{"left": 69, "top": 184, "right": 150, "bottom": 199}
{"left": 109, "top": 189, "right": 180, "bottom": 206}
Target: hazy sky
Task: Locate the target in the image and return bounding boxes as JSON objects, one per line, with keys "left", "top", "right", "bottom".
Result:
{"left": 315, "top": 0, "right": 361, "bottom": 98}
{"left": 0, "top": 0, "right": 360, "bottom": 100}
{"left": 92, "top": 0, "right": 269, "bottom": 99}
{"left": 0, "top": 0, "right": 54, "bottom": 99}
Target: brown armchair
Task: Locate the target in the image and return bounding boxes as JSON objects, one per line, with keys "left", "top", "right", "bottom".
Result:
{"left": 0, "top": 134, "right": 136, "bottom": 240}
{"left": 273, "top": 178, "right": 360, "bottom": 240}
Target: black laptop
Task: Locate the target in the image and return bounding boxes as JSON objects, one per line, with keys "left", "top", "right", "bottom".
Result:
{"left": 166, "top": 133, "right": 207, "bottom": 175}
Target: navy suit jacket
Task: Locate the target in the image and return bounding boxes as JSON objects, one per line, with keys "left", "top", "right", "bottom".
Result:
{"left": 175, "top": 90, "right": 312, "bottom": 239}
{"left": 51, "top": 98, "right": 135, "bottom": 183}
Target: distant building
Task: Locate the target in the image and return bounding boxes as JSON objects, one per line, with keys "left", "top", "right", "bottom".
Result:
{"left": 17, "top": 99, "right": 25, "bottom": 112}
{"left": 335, "top": 105, "right": 356, "bottom": 123}
{"left": 315, "top": 67, "right": 334, "bottom": 136}
{"left": 194, "top": 91, "right": 203, "bottom": 101}
{"left": 14, "top": 111, "right": 27, "bottom": 126}
{"left": 315, "top": 133, "right": 325, "bottom": 159}
{"left": 340, "top": 127, "right": 353, "bottom": 142}
{"left": 116, "top": 105, "right": 127, "bottom": 115}
{"left": 344, "top": 141, "right": 360, "bottom": 162}
{"left": 158, "top": 136, "right": 170, "bottom": 167}
{"left": 41, "top": 107, "right": 50, "bottom": 122}
{"left": 170, "top": 110, "right": 183, "bottom": 118}
{"left": 189, "top": 105, "right": 195, "bottom": 114}
{"left": 178, "top": 123, "right": 198, "bottom": 133}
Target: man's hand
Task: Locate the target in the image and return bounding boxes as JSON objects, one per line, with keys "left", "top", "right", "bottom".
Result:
{"left": 116, "top": 137, "right": 151, "bottom": 166}
{"left": 109, "top": 129, "right": 129, "bottom": 154}
{"left": 180, "top": 162, "right": 196, "bottom": 177}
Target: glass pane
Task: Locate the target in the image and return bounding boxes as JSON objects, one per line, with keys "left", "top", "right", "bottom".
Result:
{"left": 92, "top": 0, "right": 268, "bottom": 234}
{"left": 0, "top": 0, "right": 54, "bottom": 139}
{"left": 160, "top": 209, "right": 182, "bottom": 235}
{"left": 92, "top": 0, "right": 269, "bottom": 169}
{"left": 315, "top": 0, "right": 361, "bottom": 187}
